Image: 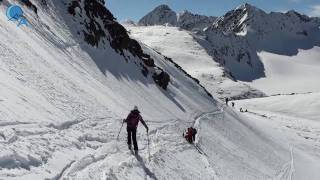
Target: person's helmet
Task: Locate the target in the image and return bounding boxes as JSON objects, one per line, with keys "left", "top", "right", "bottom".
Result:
{"left": 133, "top": 105, "right": 138, "bottom": 111}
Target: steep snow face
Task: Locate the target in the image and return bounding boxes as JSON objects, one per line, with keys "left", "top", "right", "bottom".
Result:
{"left": 124, "top": 25, "right": 266, "bottom": 100}
{"left": 0, "top": 0, "right": 219, "bottom": 178}
{"left": 177, "top": 11, "right": 216, "bottom": 31}
{"left": 213, "top": 3, "right": 266, "bottom": 34}
{"left": 202, "top": 27, "right": 266, "bottom": 81}
{"left": 138, "top": 4, "right": 177, "bottom": 26}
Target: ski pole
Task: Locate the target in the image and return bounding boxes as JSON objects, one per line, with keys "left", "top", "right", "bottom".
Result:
{"left": 116, "top": 120, "right": 124, "bottom": 141}
{"left": 147, "top": 131, "right": 151, "bottom": 161}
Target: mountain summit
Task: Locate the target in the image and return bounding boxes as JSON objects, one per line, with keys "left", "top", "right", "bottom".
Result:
{"left": 138, "top": 4, "right": 216, "bottom": 30}
{"left": 138, "top": 4, "right": 177, "bottom": 26}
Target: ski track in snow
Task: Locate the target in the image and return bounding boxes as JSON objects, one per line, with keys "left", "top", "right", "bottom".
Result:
{"left": 58, "top": 110, "right": 222, "bottom": 180}
{"left": 274, "top": 147, "right": 295, "bottom": 180}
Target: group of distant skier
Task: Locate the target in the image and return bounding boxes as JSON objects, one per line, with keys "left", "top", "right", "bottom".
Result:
{"left": 225, "top": 97, "right": 248, "bottom": 113}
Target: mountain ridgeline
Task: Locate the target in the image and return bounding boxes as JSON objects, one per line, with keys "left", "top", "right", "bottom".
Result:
{"left": 138, "top": 4, "right": 320, "bottom": 81}
{"left": 138, "top": 4, "right": 217, "bottom": 31}
{"left": 66, "top": 0, "right": 175, "bottom": 89}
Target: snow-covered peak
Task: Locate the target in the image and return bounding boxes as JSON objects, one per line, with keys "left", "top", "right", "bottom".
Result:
{"left": 138, "top": 5, "right": 216, "bottom": 31}
{"left": 213, "top": 3, "right": 319, "bottom": 36}
{"left": 138, "top": 4, "right": 177, "bottom": 26}
{"left": 213, "top": 3, "right": 267, "bottom": 34}
{"left": 177, "top": 10, "right": 217, "bottom": 31}
{"left": 202, "top": 3, "right": 320, "bottom": 82}
{"left": 235, "top": 3, "right": 262, "bottom": 13}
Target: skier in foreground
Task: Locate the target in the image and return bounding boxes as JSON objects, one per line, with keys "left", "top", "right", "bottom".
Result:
{"left": 124, "top": 106, "right": 148, "bottom": 154}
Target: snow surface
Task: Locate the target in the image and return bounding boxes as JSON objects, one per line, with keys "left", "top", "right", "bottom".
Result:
{"left": 235, "top": 93, "right": 320, "bottom": 179}
{"left": 0, "top": 0, "right": 217, "bottom": 179}
{"left": 124, "top": 25, "right": 265, "bottom": 100}
{"left": 0, "top": 0, "right": 319, "bottom": 179}
{"left": 248, "top": 47, "right": 320, "bottom": 94}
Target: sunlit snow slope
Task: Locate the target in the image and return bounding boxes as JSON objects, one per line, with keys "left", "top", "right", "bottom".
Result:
{"left": 0, "top": 0, "right": 216, "bottom": 179}
{"left": 249, "top": 48, "right": 320, "bottom": 94}
{"left": 235, "top": 93, "right": 320, "bottom": 180}
{"left": 0, "top": 0, "right": 319, "bottom": 180}
{"left": 124, "top": 25, "right": 265, "bottom": 100}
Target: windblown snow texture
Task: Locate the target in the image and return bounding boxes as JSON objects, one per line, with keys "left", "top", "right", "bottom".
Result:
{"left": 0, "top": 0, "right": 320, "bottom": 180}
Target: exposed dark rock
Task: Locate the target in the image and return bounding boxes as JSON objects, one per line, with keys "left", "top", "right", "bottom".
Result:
{"left": 155, "top": 50, "right": 213, "bottom": 98}
{"left": 68, "top": 1, "right": 80, "bottom": 16}
{"left": 140, "top": 63, "right": 149, "bottom": 77}
{"left": 153, "top": 71, "right": 170, "bottom": 90}
{"left": 67, "top": 0, "right": 173, "bottom": 89}
{"left": 20, "top": 0, "right": 38, "bottom": 14}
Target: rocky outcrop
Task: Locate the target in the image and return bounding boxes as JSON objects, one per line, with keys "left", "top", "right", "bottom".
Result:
{"left": 66, "top": 0, "right": 172, "bottom": 89}
{"left": 177, "top": 11, "right": 216, "bottom": 31}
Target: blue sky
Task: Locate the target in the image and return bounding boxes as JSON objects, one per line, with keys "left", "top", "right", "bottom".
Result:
{"left": 106, "top": 0, "right": 320, "bottom": 22}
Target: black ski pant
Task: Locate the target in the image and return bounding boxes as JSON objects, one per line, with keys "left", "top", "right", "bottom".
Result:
{"left": 127, "top": 127, "right": 138, "bottom": 150}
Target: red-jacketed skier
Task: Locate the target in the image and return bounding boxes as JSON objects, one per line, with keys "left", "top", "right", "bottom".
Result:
{"left": 184, "top": 127, "right": 193, "bottom": 143}
{"left": 124, "top": 106, "right": 148, "bottom": 153}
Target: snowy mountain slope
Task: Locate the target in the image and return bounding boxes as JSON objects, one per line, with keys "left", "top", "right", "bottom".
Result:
{"left": 202, "top": 3, "right": 320, "bottom": 83}
{"left": 0, "top": 0, "right": 319, "bottom": 179}
{"left": 0, "top": 0, "right": 219, "bottom": 179}
{"left": 249, "top": 47, "right": 320, "bottom": 94}
{"left": 234, "top": 93, "right": 320, "bottom": 179}
{"left": 124, "top": 24, "right": 265, "bottom": 100}
{"left": 236, "top": 92, "right": 320, "bottom": 121}
{"left": 138, "top": 3, "right": 320, "bottom": 95}
{"left": 138, "top": 4, "right": 216, "bottom": 31}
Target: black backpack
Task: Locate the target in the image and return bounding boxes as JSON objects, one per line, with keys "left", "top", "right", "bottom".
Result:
{"left": 192, "top": 128, "right": 197, "bottom": 135}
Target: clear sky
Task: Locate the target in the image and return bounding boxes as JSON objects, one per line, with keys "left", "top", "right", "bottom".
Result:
{"left": 106, "top": 0, "right": 320, "bottom": 22}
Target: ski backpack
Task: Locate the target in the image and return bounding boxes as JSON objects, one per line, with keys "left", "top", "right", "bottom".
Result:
{"left": 126, "top": 110, "right": 141, "bottom": 128}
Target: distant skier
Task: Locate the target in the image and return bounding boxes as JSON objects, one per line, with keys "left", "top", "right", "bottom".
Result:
{"left": 231, "top": 102, "right": 235, "bottom": 108}
{"left": 184, "top": 127, "right": 193, "bottom": 143}
{"left": 124, "top": 106, "right": 148, "bottom": 153}
{"left": 225, "top": 98, "right": 229, "bottom": 105}
{"left": 240, "top": 108, "right": 243, "bottom": 112}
